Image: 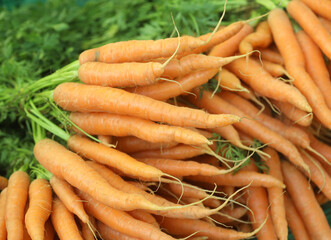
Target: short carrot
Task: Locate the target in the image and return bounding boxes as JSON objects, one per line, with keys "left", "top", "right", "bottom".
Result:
{"left": 239, "top": 21, "right": 273, "bottom": 54}
{"left": 5, "top": 171, "right": 30, "bottom": 240}
{"left": 25, "top": 178, "right": 53, "bottom": 240}
{"left": 69, "top": 112, "right": 211, "bottom": 146}
{"left": 51, "top": 197, "right": 83, "bottom": 240}
{"left": 0, "top": 177, "right": 7, "bottom": 191}
{"left": 0, "top": 188, "right": 7, "bottom": 240}
{"left": 283, "top": 194, "right": 310, "bottom": 240}
{"left": 53, "top": 82, "right": 240, "bottom": 128}
{"left": 300, "top": 0, "right": 331, "bottom": 21}
{"left": 281, "top": 161, "right": 331, "bottom": 240}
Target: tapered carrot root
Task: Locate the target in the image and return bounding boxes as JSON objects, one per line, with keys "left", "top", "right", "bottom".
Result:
{"left": 79, "top": 35, "right": 204, "bottom": 64}
{"left": 0, "top": 177, "right": 7, "bottom": 191}
{"left": 53, "top": 82, "right": 240, "bottom": 128}
{"left": 69, "top": 112, "right": 211, "bottom": 146}
{"left": 218, "top": 68, "right": 248, "bottom": 92}
{"left": 25, "top": 178, "right": 53, "bottom": 240}
{"left": 5, "top": 171, "right": 30, "bottom": 240}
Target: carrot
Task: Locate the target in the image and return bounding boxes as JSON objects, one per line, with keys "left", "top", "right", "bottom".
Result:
{"left": 244, "top": 163, "right": 277, "bottom": 240}
{"left": 126, "top": 68, "right": 219, "bottom": 101}
{"left": 80, "top": 216, "right": 96, "bottom": 240}
{"left": 96, "top": 221, "right": 141, "bottom": 240}
{"left": 114, "top": 136, "right": 178, "bottom": 154}
{"left": 217, "top": 68, "right": 248, "bottom": 92}
{"left": 307, "top": 132, "right": 331, "bottom": 164}
{"left": 49, "top": 176, "right": 89, "bottom": 223}
{"left": 253, "top": 57, "right": 289, "bottom": 78}
{"left": 67, "top": 135, "right": 167, "bottom": 180}
{"left": 209, "top": 23, "right": 253, "bottom": 57}
{"left": 186, "top": 170, "right": 285, "bottom": 189}
{"left": 300, "top": 0, "right": 331, "bottom": 21}
{"left": 226, "top": 58, "right": 311, "bottom": 112}
{"left": 211, "top": 206, "right": 248, "bottom": 224}
{"left": 69, "top": 112, "right": 211, "bottom": 146}
{"left": 287, "top": 0, "right": 331, "bottom": 59}
{"left": 263, "top": 147, "right": 287, "bottom": 240}
{"left": 319, "top": 17, "right": 331, "bottom": 34}
{"left": 79, "top": 35, "right": 204, "bottom": 65}
{"left": 44, "top": 219, "right": 54, "bottom": 240}
{"left": 128, "top": 210, "right": 159, "bottom": 229}
{"left": 281, "top": 160, "right": 331, "bottom": 240}
{"left": 53, "top": 82, "right": 240, "bottom": 128}
{"left": 34, "top": 138, "right": 172, "bottom": 211}
{"left": 51, "top": 197, "right": 83, "bottom": 240}
{"left": 270, "top": 100, "right": 312, "bottom": 127}
{"left": 283, "top": 194, "right": 310, "bottom": 240}
{"left": 189, "top": 88, "right": 309, "bottom": 172}
{"left": 268, "top": 8, "right": 331, "bottom": 129}
{"left": 78, "top": 190, "right": 176, "bottom": 240}
{"left": 25, "top": 178, "right": 53, "bottom": 240}
{"left": 156, "top": 215, "right": 264, "bottom": 240}
{"left": 255, "top": 48, "right": 284, "bottom": 65}
{"left": 5, "top": 171, "right": 30, "bottom": 240}
{"left": 0, "top": 188, "right": 7, "bottom": 240}
{"left": 315, "top": 191, "right": 330, "bottom": 205}
{"left": 296, "top": 30, "right": 331, "bottom": 109}
{"left": 239, "top": 21, "right": 272, "bottom": 54}
{"left": 0, "top": 177, "right": 7, "bottom": 191}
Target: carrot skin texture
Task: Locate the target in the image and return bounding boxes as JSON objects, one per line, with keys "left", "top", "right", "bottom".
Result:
{"left": 25, "top": 178, "right": 53, "bottom": 240}
{"left": 53, "top": 82, "right": 240, "bottom": 128}
{"left": 96, "top": 221, "right": 141, "bottom": 240}
{"left": 69, "top": 112, "right": 210, "bottom": 145}
{"left": 287, "top": 0, "right": 331, "bottom": 59}
{"left": 282, "top": 161, "right": 331, "bottom": 240}
{"left": 301, "top": 0, "right": 331, "bottom": 20}
{"left": 0, "top": 177, "right": 7, "bottom": 191}
{"left": 128, "top": 210, "right": 159, "bottom": 229}
{"left": 51, "top": 197, "right": 83, "bottom": 240}
{"left": 0, "top": 189, "right": 7, "bottom": 240}
{"left": 34, "top": 138, "right": 164, "bottom": 211}
{"left": 5, "top": 171, "right": 30, "bottom": 240}
{"left": 283, "top": 194, "right": 310, "bottom": 240}
{"left": 78, "top": 190, "right": 176, "bottom": 240}
{"left": 44, "top": 219, "right": 54, "bottom": 240}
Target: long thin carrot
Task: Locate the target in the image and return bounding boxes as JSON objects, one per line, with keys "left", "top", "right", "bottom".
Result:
{"left": 239, "top": 21, "right": 272, "bottom": 54}
{"left": 51, "top": 197, "right": 83, "bottom": 240}
{"left": 69, "top": 112, "right": 211, "bottom": 146}
{"left": 268, "top": 8, "right": 331, "bottom": 129}
{"left": 209, "top": 23, "right": 253, "bottom": 57}
{"left": 34, "top": 138, "right": 173, "bottom": 211}
{"left": 25, "top": 178, "right": 53, "bottom": 240}
{"left": 264, "top": 147, "right": 287, "bottom": 240}
{"left": 281, "top": 161, "right": 331, "bottom": 240}
{"left": 188, "top": 88, "right": 309, "bottom": 172}
{"left": 78, "top": 190, "right": 176, "bottom": 240}
{"left": 5, "top": 171, "right": 30, "bottom": 240}
{"left": 296, "top": 30, "right": 331, "bottom": 109}
{"left": 283, "top": 194, "right": 310, "bottom": 240}
{"left": 96, "top": 221, "right": 141, "bottom": 240}
{"left": 53, "top": 82, "right": 240, "bottom": 128}
{"left": 226, "top": 58, "right": 311, "bottom": 112}
{"left": 299, "top": 0, "right": 331, "bottom": 22}
{"left": 0, "top": 177, "right": 7, "bottom": 191}
{"left": 0, "top": 188, "right": 7, "bottom": 240}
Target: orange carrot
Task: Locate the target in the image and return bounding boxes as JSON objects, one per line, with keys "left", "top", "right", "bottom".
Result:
{"left": 96, "top": 220, "right": 141, "bottom": 240}
{"left": 264, "top": 147, "right": 287, "bottom": 240}
{"left": 0, "top": 188, "right": 7, "bottom": 240}
{"left": 218, "top": 68, "right": 248, "bottom": 92}
{"left": 51, "top": 197, "right": 83, "bottom": 240}
{"left": 79, "top": 35, "right": 204, "bottom": 64}
{"left": 53, "top": 82, "right": 240, "bottom": 128}
{"left": 281, "top": 161, "right": 331, "bottom": 240}
{"left": 69, "top": 112, "right": 211, "bottom": 146}
{"left": 25, "top": 178, "right": 53, "bottom": 240}
{"left": 283, "top": 194, "right": 310, "bottom": 240}
{"left": 209, "top": 23, "right": 253, "bottom": 57}
{"left": 34, "top": 138, "right": 170, "bottom": 211}
{"left": 78, "top": 190, "right": 176, "bottom": 240}
{"left": 211, "top": 206, "right": 248, "bottom": 224}
{"left": 296, "top": 30, "right": 331, "bottom": 109}
{"left": 300, "top": 0, "right": 331, "bottom": 21}
{"left": 114, "top": 136, "right": 178, "bottom": 154}
{"left": 189, "top": 88, "right": 309, "bottom": 172}
{"left": 239, "top": 21, "right": 272, "bottom": 54}
{"left": 268, "top": 8, "right": 331, "bottom": 129}
{"left": 80, "top": 216, "right": 96, "bottom": 240}
{"left": 319, "top": 17, "right": 331, "bottom": 34}
{"left": 44, "top": 219, "right": 54, "bottom": 240}
{"left": 226, "top": 58, "right": 311, "bottom": 112}
{"left": 253, "top": 57, "right": 288, "bottom": 78}
{"left": 0, "top": 177, "right": 7, "bottom": 191}
{"left": 128, "top": 210, "right": 159, "bottom": 229}
{"left": 255, "top": 48, "right": 284, "bottom": 65}
{"left": 244, "top": 163, "right": 277, "bottom": 240}
{"left": 5, "top": 171, "right": 30, "bottom": 240}
{"left": 307, "top": 132, "right": 331, "bottom": 164}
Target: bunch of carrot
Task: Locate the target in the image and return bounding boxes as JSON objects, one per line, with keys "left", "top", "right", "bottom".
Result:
{"left": 2, "top": 0, "right": 331, "bottom": 239}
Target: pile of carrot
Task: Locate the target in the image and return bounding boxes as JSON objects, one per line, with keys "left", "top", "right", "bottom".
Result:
{"left": 1, "top": 0, "right": 331, "bottom": 239}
